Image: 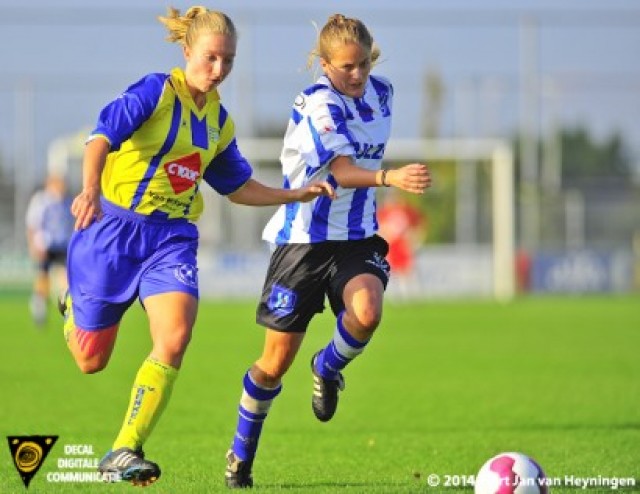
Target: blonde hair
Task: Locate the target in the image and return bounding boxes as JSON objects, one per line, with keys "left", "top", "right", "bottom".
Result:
{"left": 307, "top": 14, "right": 380, "bottom": 70}
{"left": 158, "top": 6, "right": 236, "bottom": 47}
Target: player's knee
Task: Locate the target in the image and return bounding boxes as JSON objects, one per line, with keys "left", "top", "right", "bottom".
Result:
{"left": 75, "top": 356, "right": 108, "bottom": 374}
{"left": 359, "top": 312, "right": 382, "bottom": 335}
{"left": 255, "top": 352, "right": 295, "bottom": 383}
{"left": 172, "top": 328, "right": 193, "bottom": 354}
{"left": 347, "top": 306, "right": 382, "bottom": 336}
{"left": 70, "top": 328, "right": 116, "bottom": 374}
{"left": 251, "top": 363, "right": 285, "bottom": 387}
{"left": 153, "top": 327, "right": 193, "bottom": 364}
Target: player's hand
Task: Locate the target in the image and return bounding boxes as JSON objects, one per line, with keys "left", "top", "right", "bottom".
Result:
{"left": 386, "top": 163, "right": 431, "bottom": 194}
{"left": 295, "top": 181, "right": 336, "bottom": 202}
{"left": 71, "top": 186, "right": 103, "bottom": 230}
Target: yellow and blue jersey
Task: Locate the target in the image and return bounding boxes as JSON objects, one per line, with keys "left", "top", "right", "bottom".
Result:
{"left": 90, "top": 67, "right": 252, "bottom": 222}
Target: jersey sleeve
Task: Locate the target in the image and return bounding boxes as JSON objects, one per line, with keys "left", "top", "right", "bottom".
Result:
{"left": 25, "top": 192, "right": 44, "bottom": 229}
{"left": 202, "top": 138, "right": 253, "bottom": 195}
{"left": 90, "top": 73, "right": 168, "bottom": 151}
{"left": 299, "top": 89, "right": 356, "bottom": 170}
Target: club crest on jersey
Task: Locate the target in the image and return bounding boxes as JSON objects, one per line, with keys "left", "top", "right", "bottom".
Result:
{"left": 164, "top": 152, "right": 202, "bottom": 193}
{"left": 294, "top": 94, "right": 306, "bottom": 109}
{"left": 267, "top": 284, "right": 297, "bottom": 316}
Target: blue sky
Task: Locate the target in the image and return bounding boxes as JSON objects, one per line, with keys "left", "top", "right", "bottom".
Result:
{"left": 2, "top": 0, "right": 639, "bottom": 176}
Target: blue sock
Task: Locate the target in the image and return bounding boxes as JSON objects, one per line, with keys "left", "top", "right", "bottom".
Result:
{"left": 232, "top": 371, "right": 282, "bottom": 461}
{"left": 315, "top": 311, "right": 369, "bottom": 379}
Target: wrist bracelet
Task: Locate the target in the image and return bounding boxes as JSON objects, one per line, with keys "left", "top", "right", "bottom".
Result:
{"left": 381, "top": 169, "right": 390, "bottom": 187}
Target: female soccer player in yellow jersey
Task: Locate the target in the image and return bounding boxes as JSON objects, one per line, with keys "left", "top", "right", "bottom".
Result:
{"left": 60, "top": 6, "right": 334, "bottom": 487}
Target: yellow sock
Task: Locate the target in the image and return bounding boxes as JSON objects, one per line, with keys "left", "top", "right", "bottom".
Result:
{"left": 112, "top": 357, "right": 179, "bottom": 451}
{"left": 62, "top": 293, "right": 75, "bottom": 344}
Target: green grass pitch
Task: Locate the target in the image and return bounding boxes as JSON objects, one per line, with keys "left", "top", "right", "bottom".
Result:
{"left": 0, "top": 294, "right": 638, "bottom": 493}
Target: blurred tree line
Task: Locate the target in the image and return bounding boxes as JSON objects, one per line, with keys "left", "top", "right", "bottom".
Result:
{"left": 513, "top": 126, "right": 635, "bottom": 184}
{"left": 391, "top": 126, "right": 637, "bottom": 244}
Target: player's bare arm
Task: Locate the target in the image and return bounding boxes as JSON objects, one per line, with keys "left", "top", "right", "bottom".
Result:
{"left": 228, "top": 178, "right": 335, "bottom": 206}
{"left": 72, "top": 137, "right": 109, "bottom": 230}
{"left": 329, "top": 155, "right": 431, "bottom": 194}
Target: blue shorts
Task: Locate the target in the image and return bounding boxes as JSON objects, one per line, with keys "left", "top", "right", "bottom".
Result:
{"left": 67, "top": 198, "right": 199, "bottom": 330}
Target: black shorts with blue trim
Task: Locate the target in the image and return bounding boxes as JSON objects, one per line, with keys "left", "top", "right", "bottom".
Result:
{"left": 256, "top": 234, "right": 390, "bottom": 333}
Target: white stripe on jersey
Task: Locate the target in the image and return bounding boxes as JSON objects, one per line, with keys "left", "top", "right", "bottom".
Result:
{"left": 262, "top": 74, "right": 393, "bottom": 245}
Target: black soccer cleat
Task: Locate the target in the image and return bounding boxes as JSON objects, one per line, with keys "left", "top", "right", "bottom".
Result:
{"left": 57, "top": 290, "right": 69, "bottom": 317}
{"left": 311, "top": 352, "right": 345, "bottom": 422}
{"left": 98, "top": 447, "right": 161, "bottom": 487}
{"left": 225, "top": 449, "right": 253, "bottom": 489}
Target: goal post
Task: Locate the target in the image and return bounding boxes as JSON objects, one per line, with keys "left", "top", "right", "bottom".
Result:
{"left": 383, "top": 138, "right": 515, "bottom": 302}
{"left": 491, "top": 144, "right": 516, "bottom": 301}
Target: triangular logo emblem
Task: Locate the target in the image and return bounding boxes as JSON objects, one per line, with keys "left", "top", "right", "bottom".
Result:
{"left": 7, "top": 435, "right": 58, "bottom": 488}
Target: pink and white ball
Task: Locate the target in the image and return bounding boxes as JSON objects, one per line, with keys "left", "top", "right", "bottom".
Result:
{"left": 474, "top": 452, "right": 549, "bottom": 494}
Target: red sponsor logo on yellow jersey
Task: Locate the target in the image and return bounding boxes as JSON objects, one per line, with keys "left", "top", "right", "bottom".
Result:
{"left": 164, "top": 153, "right": 202, "bottom": 193}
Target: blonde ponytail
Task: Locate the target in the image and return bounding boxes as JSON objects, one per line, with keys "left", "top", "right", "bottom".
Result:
{"left": 158, "top": 6, "right": 237, "bottom": 47}
{"left": 307, "top": 13, "right": 380, "bottom": 70}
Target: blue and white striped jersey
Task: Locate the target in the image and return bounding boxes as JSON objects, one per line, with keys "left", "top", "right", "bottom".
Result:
{"left": 26, "top": 188, "right": 74, "bottom": 252}
{"left": 263, "top": 74, "right": 394, "bottom": 245}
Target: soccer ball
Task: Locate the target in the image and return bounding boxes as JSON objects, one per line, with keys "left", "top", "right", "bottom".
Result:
{"left": 474, "top": 452, "right": 548, "bottom": 494}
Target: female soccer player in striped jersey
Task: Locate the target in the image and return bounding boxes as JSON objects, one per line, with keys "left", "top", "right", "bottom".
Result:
{"left": 225, "top": 13, "right": 431, "bottom": 489}
{"left": 60, "top": 6, "right": 334, "bottom": 487}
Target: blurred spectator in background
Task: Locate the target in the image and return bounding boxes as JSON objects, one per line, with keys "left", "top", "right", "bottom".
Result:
{"left": 25, "top": 174, "right": 74, "bottom": 326}
{"left": 377, "top": 190, "right": 428, "bottom": 300}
